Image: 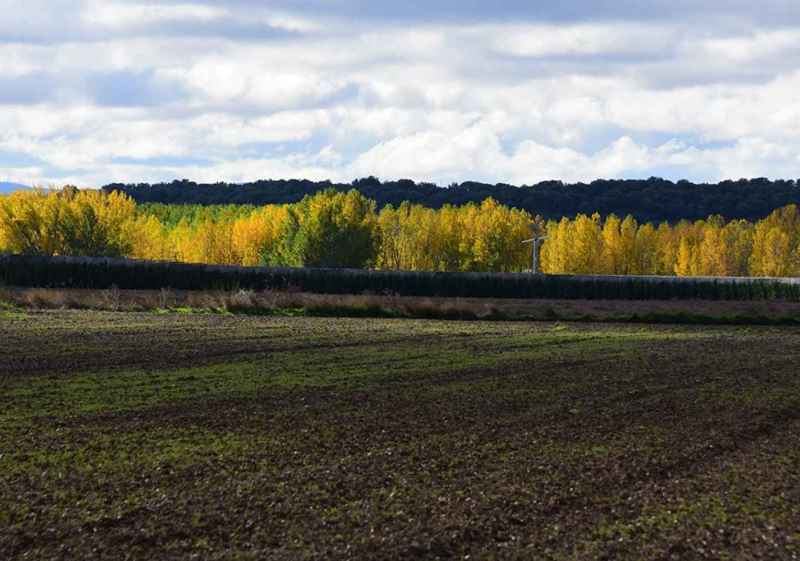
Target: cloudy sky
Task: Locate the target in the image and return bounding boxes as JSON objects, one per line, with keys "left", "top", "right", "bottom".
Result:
{"left": 2, "top": 0, "right": 800, "bottom": 187}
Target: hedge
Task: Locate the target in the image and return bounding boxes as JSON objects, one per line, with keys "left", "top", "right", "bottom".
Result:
{"left": 2, "top": 254, "right": 799, "bottom": 301}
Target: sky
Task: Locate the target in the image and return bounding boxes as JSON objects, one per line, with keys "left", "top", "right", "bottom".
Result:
{"left": 1, "top": 0, "right": 799, "bottom": 187}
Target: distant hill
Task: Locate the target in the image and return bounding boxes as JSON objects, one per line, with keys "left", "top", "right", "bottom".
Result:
{"left": 104, "top": 176, "right": 800, "bottom": 223}
{"left": 0, "top": 182, "right": 30, "bottom": 195}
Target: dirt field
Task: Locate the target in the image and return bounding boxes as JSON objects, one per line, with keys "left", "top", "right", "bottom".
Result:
{"left": 2, "top": 310, "right": 800, "bottom": 560}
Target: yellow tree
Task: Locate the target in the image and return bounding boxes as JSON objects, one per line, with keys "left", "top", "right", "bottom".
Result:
{"left": 600, "top": 214, "right": 623, "bottom": 274}
{"left": 539, "top": 218, "right": 570, "bottom": 274}
{"left": 619, "top": 215, "right": 638, "bottom": 274}
{"left": 750, "top": 224, "right": 792, "bottom": 276}
{"left": 570, "top": 213, "right": 602, "bottom": 274}
{"left": 127, "top": 214, "right": 173, "bottom": 261}
{"left": 632, "top": 223, "right": 658, "bottom": 275}
{"left": 438, "top": 205, "right": 467, "bottom": 271}
{"left": 231, "top": 205, "right": 289, "bottom": 266}
{"left": 697, "top": 219, "right": 726, "bottom": 276}
{"left": 674, "top": 237, "right": 694, "bottom": 276}
{"left": 402, "top": 205, "right": 438, "bottom": 270}
{"left": 749, "top": 205, "right": 800, "bottom": 276}
{"left": 673, "top": 220, "right": 706, "bottom": 276}
{"left": 655, "top": 222, "right": 678, "bottom": 275}
{"left": 721, "top": 220, "right": 753, "bottom": 276}
{"left": 378, "top": 203, "right": 441, "bottom": 271}
{"left": 377, "top": 204, "right": 403, "bottom": 270}
{"left": 0, "top": 190, "right": 62, "bottom": 255}
{"left": 459, "top": 199, "right": 533, "bottom": 272}
{"left": 0, "top": 188, "right": 138, "bottom": 257}
{"left": 59, "top": 189, "right": 138, "bottom": 257}
{"left": 170, "top": 219, "right": 201, "bottom": 263}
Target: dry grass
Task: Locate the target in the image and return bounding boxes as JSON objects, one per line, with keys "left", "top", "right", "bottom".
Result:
{"left": 3, "top": 286, "right": 800, "bottom": 324}
{"left": 0, "top": 287, "right": 496, "bottom": 319}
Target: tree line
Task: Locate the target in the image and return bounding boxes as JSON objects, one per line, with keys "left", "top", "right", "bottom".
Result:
{"left": 2, "top": 187, "right": 800, "bottom": 277}
{"left": 104, "top": 176, "right": 800, "bottom": 223}
{"left": 540, "top": 209, "right": 800, "bottom": 278}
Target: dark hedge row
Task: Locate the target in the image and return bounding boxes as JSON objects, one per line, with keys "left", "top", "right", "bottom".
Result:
{"left": 2, "top": 254, "right": 799, "bottom": 301}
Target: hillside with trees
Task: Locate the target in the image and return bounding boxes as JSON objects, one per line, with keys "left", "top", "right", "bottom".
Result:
{"left": 103, "top": 177, "right": 800, "bottom": 223}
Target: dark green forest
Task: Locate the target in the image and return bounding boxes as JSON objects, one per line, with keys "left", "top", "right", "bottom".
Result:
{"left": 104, "top": 176, "right": 800, "bottom": 223}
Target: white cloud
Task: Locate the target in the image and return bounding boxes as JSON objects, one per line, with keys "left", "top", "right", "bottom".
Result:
{"left": 160, "top": 55, "right": 351, "bottom": 110}
{"left": 699, "top": 29, "right": 800, "bottom": 63}
{"left": 350, "top": 123, "right": 507, "bottom": 182}
{"left": 493, "top": 23, "right": 674, "bottom": 58}
{"left": 2, "top": 4, "right": 800, "bottom": 186}
{"left": 190, "top": 110, "right": 332, "bottom": 146}
{"left": 261, "top": 12, "right": 322, "bottom": 33}
{"left": 603, "top": 70, "right": 800, "bottom": 142}
{"left": 83, "top": 1, "right": 227, "bottom": 27}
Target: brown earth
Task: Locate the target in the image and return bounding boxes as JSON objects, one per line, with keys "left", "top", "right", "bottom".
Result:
{"left": 1, "top": 311, "right": 800, "bottom": 560}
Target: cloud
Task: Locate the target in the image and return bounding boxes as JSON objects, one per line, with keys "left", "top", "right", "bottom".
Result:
{"left": 492, "top": 23, "right": 675, "bottom": 59}
{"left": 1, "top": 1, "right": 800, "bottom": 187}
{"left": 166, "top": 0, "right": 800, "bottom": 26}
{"left": 164, "top": 59, "right": 354, "bottom": 110}
{"left": 699, "top": 29, "right": 800, "bottom": 63}
{"left": 83, "top": 1, "right": 227, "bottom": 28}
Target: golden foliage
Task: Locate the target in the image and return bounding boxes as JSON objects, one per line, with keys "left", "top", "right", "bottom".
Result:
{"left": 540, "top": 206, "right": 799, "bottom": 277}
{"left": 0, "top": 188, "right": 137, "bottom": 257}
{"left": 2, "top": 188, "right": 799, "bottom": 277}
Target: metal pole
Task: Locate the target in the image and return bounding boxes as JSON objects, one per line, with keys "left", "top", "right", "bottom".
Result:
{"left": 522, "top": 236, "right": 548, "bottom": 274}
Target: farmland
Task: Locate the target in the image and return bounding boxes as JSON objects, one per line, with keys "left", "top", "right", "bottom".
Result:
{"left": 2, "top": 310, "right": 800, "bottom": 560}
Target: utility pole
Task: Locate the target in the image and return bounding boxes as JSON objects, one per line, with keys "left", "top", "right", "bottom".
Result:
{"left": 522, "top": 236, "right": 548, "bottom": 274}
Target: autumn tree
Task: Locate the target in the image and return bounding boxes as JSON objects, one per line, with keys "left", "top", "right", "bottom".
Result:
{"left": 600, "top": 215, "right": 623, "bottom": 274}
{"left": 749, "top": 205, "right": 800, "bottom": 277}
{"left": 0, "top": 188, "right": 137, "bottom": 257}
{"left": 128, "top": 214, "right": 173, "bottom": 261}
{"left": 539, "top": 218, "right": 569, "bottom": 274}
{"left": 654, "top": 222, "right": 677, "bottom": 275}
{"left": 5, "top": 187, "right": 800, "bottom": 279}
{"left": 231, "top": 206, "right": 289, "bottom": 266}
{"left": 632, "top": 223, "right": 658, "bottom": 275}
{"left": 267, "top": 189, "right": 380, "bottom": 268}
{"left": 721, "top": 220, "right": 754, "bottom": 276}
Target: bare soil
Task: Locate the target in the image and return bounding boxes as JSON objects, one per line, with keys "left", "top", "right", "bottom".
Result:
{"left": 2, "top": 311, "right": 799, "bottom": 560}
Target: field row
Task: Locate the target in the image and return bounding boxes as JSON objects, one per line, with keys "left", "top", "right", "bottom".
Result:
{"left": 2, "top": 311, "right": 800, "bottom": 559}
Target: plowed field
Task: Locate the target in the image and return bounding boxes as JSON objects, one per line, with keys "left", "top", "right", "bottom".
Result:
{"left": 2, "top": 311, "right": 799, "bottom": 560}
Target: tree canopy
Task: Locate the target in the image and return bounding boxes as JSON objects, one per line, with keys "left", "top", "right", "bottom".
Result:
{"left": 104, "top": 176, "right": 800, "bottom": 224}
{"left": 4, "top": 188, "right": 800, "bottom": 277}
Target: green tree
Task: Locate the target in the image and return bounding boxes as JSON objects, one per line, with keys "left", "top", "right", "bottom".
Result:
{"left": 266, "top": 189, "right": 380, "bottom": 268}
